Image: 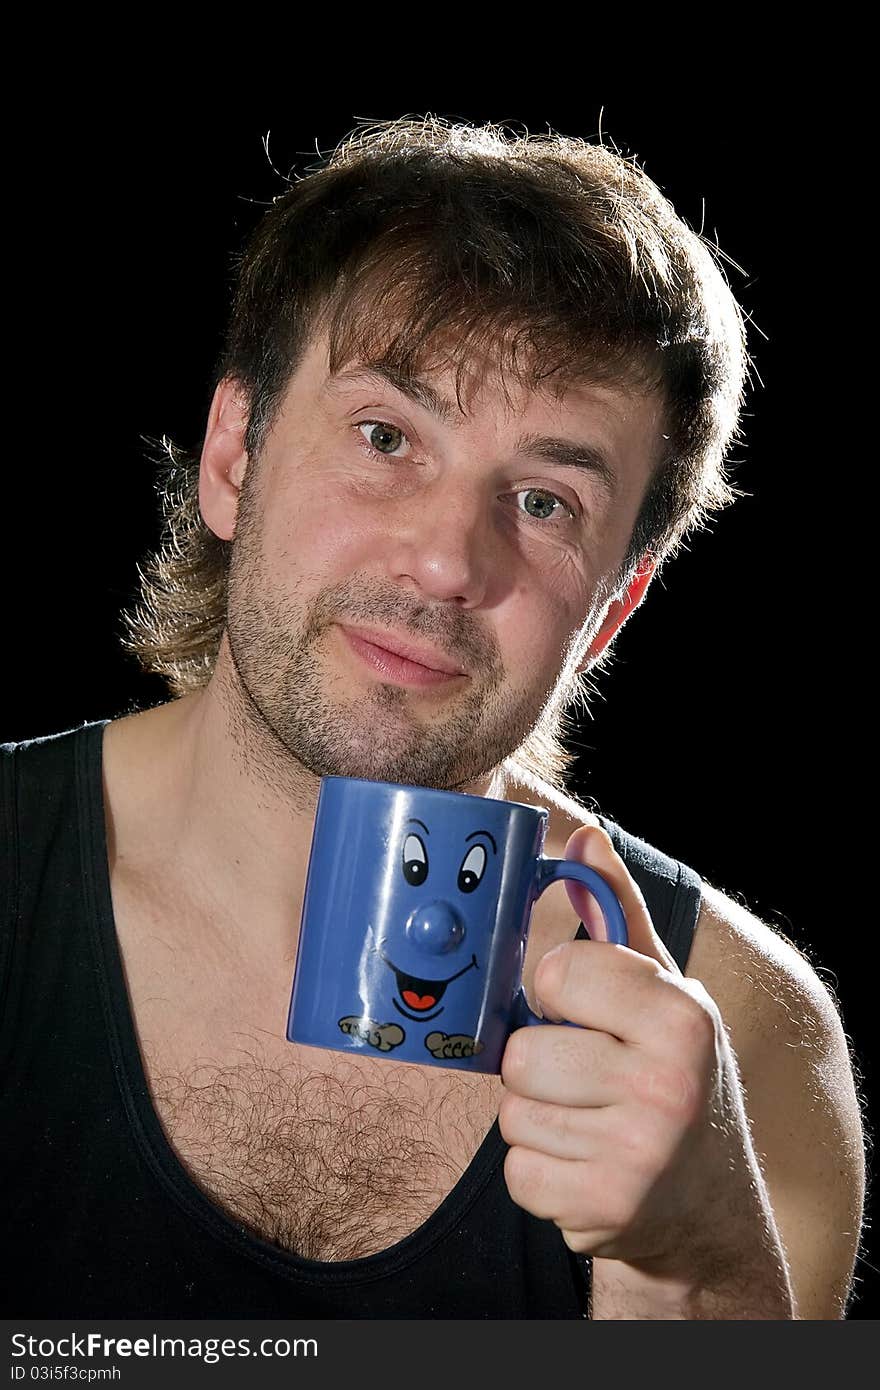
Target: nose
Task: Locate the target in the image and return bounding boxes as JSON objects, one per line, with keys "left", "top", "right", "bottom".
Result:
{"left": 383, "top": 477, "right": 493, "bottom": 607}
{"left": 406, "top": 901, "right": 467, "bottom": 955}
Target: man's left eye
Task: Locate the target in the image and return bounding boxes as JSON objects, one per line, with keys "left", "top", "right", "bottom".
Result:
{"left": 514, "top": 488, "right": 574, "bottom": 523}
{"left": 356, "top": 421, "right": 411, "bottom": 457}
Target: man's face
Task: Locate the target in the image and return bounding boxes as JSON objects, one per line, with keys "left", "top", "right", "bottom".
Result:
{"left": 222, "top": 331, "right": 663, "bottom": 789}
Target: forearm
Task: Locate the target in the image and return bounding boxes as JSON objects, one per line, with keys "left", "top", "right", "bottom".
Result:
{"left": 589, "top": 1204, "right": 796, "bottom": 1320}
{"left": 590, "top": 1249, "right": 795, "bottom": 1320}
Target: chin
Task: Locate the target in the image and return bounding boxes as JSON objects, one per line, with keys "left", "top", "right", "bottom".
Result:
{"left": 289, "top": 738, "right": 479, "bottom": 791}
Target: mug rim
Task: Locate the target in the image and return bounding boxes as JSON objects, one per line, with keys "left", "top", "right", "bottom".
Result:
{"left": 319, "top": 774, "right": 547, "bottom": 818}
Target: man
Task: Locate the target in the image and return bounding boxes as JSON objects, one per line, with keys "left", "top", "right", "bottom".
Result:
{"left": 1, "top": 117, "right": 865, "bottom": 1318}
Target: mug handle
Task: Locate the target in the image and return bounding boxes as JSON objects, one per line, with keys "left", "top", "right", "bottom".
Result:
{"left": 512, "top": 857, "right": 628, "bottom": 1030}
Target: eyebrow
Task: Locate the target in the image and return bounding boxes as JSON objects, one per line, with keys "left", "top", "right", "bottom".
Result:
{"left": 326, "top": 366, "right": 620, "bottom": 501}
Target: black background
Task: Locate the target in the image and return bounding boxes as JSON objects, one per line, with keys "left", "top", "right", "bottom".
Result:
{"left": 4, "top": 85, "right": 874, "bottom": 1316}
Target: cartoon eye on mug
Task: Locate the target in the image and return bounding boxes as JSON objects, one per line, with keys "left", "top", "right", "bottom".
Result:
{"left": 402, "top": 827, "right": 429, "bottom": 886}
{"left": 458, "top": 842, "right": 487, "bottom": 893}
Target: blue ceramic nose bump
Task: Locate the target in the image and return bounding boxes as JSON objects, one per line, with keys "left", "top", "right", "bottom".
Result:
{"left": 405, "top": 901, "right": 466, "bottom": 954}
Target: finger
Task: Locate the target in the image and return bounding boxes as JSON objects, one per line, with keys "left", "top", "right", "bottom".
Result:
{"left": 562, "top": 824, "right": 680, "bottom": 974}
{"left": 502, "top": 1023, "right": 698, "bottom": 1132}
{"left": 503, "top": 1146, "right": 619, "bottom": 1238}
{"left": 501, "top": 1021, "right": 631, "bottom": 1105}
{"left": 532, "top": 937, "right": 673, "bottom": 1045}
{"left": 498, "top": 1090, "right": 617, "bottom": 1161}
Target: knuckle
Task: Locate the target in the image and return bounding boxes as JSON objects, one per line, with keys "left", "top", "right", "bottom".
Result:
{"left": 496, "top": 1092, "right": 513, "bottom": 1139}
{"left": 503, "top": 1144, "right": 539, "bottom": 1202}
{"left": 615, "top": 1112, "right": 664, "bottom": 1171}
{"left": 630, "top": 1061, "right": 703, "bottom": 1123}
{"left": 669, "top": 986, "right": 719, "bottom": 1051}
{"left": 497, "top": 1090, "right": 526, "bottom": 1141}
{"left": 501, "top": 1030, "right": 530, "bottom": 1085}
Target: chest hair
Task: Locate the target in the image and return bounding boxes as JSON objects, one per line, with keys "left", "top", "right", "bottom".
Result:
{"left": 143, "top": 1037, "right": 503, "bottom": 1262}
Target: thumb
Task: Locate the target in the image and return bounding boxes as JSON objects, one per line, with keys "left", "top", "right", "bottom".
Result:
{"left": 561, "top": 824, "right": 680, "bottom": 975}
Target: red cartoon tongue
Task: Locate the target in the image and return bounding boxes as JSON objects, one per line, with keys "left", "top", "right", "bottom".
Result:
{"left": 402, "top": 990, "right": 437, "bottom": 1010}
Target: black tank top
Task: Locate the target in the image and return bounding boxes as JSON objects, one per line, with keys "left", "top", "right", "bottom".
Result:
{"left": 0, "top": 720, "right": 702, "bottom": 1318}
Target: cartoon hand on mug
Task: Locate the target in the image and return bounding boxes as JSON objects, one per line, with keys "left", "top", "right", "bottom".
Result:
{"left": 286, "top": 777, "right": 627, "bottom": 1074}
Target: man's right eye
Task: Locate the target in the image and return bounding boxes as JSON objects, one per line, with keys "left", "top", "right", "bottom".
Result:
{"left": 356, "top": 421, "right": 412, "bottom": 459}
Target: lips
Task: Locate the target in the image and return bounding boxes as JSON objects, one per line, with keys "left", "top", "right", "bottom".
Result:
{"left": 339, "top": 624, "right": 466, "bottom": 676}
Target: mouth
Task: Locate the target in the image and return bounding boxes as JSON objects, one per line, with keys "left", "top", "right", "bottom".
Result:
{"left": 337, "top": 624, "right": 469, "bottom": 689}
{"left": 381, "top": 953, "right": 478, "bottom": 1022}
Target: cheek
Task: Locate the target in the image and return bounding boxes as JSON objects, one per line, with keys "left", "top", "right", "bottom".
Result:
{"left": 513, "top": 526, "right": 597, "bottom": 622}
{"left": 263, "top": 468, "right": 383, "bottom": 568}
{"left": 502, "top": 579, "right": 588, "bottom": 685}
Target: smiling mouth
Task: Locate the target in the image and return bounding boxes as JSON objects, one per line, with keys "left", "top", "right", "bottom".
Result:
{"left": 338, "top": 625, "right": 468, "bottom": 689}
{"left": 381, "top": 954, "right": 478, "bottom": 1022}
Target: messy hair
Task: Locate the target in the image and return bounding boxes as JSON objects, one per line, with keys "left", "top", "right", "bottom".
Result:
{"left": 120, "top": 115, "right": 751, "bottom": 790}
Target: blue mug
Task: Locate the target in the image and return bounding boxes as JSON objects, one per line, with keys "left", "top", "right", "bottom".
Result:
{"left": 286, "top": 776, "right": 628, "bottom": 1074}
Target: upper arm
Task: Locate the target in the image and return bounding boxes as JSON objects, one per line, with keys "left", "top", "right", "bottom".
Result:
{"left": 685, "top": 883, "right": 867, "bottom": 1319}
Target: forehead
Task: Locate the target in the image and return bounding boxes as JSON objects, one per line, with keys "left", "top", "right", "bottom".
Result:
{"left": 294, "top": 327, "right": 665, "bottom": 463}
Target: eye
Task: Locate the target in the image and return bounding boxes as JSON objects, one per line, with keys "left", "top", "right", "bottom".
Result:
{"left": 514, "top": 487, "right": 575, "bottom": 524}
{"left": 458, "top": 843, "right": 487, "bottom": 894}
{"left": 356, "top": 420, "right": 412, "bottom": 459}
{"left": 402, "top": 833, "right": 428, "bottom": 886}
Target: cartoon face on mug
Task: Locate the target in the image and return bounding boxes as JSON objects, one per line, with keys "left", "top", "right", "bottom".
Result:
{"left": 338, "top": 813, "right": 505, "bottom": 1061}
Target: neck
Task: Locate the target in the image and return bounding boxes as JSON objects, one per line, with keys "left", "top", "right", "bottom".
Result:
{"left": 102, "top": 650, "right": 508, "bottom": 968}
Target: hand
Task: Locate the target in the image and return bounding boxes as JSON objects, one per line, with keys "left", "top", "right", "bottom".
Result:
{"left": 498, "top": 824, "right": 767, "bottom": 1284}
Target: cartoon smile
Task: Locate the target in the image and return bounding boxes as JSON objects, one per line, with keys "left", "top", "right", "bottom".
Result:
{"left": 380, "top": 952, "right": 478, "bottom": 1022}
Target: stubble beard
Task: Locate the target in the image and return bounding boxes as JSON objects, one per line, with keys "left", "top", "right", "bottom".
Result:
{"left": 223, "top": 519, "right": 568, "bottom": 793}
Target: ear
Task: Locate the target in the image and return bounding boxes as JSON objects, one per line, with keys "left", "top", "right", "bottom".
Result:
{"left": 577, "top": 554, "right": 656, "bottom": 671}
{"left": 198, "top": 377, "right": 251, "bottom": 542}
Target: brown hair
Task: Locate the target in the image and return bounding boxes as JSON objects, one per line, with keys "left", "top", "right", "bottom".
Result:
{"left": 120, "top": 115, "right": 751, "bottom": 789}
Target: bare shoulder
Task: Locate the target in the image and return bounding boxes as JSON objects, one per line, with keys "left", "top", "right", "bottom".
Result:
{"left": 685, "top": 881, "right": 866, "bottom": 1222}
{"left": 685, "top": 879, "right": 850, "bottom": 1056}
